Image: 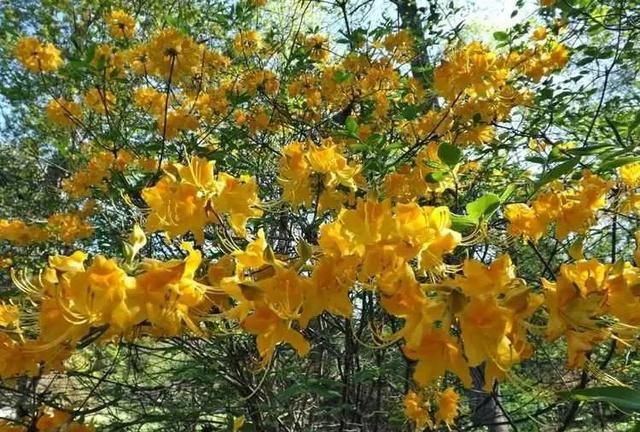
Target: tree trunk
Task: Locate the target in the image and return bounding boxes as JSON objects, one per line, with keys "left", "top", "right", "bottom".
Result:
{"left": 391, "top": 0, "right": 431, "bottom": 88}
{"left": 467, "top": 365, "right": 510, "bottom": 432}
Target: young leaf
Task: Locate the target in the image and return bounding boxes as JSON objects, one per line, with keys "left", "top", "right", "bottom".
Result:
{"left": 536, "top": 157, "right": 580, "bottom": 189}
{"left": 425, "top": 171, "right": 446, "bottom": 183}
{"left": 438, "top": 143, "right": 462, "bottom": 167}
{"left": 345, "top": 116, "right": 358, "bottom": 135}
{"left": 466, "top": 193, "right": 501, "bottom": 222}
{"left": 493, "top": 31, "right": 508, "bottom": 41}
{"left": 558, "top": 386, "right": 640, "bottom": 412}
{"left": 598, "top": 156, "right": 640, "bottom": 172}
{"left": 451, "top": 213, "right": 477, "bottom": 232}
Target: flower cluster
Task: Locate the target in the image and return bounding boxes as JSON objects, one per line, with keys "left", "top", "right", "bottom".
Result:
{"left": 62, "top": 150, "right": 155, "bottom": 199}
{"left": 544, "top": 256, "right": 640, "bottom": 368}
{"left": 142, "top": 156, "right": 262, "bottom": 241}
{"left": 1, "top": 236, "right": 213, "bottom": 378}
{"left": 278, "top": 139, "right": 361, "bottom": 210}
{"left": 0, "top": 219, "right": 48, "bottom": 245}
{"left": 0, "top": 209, "right": 93, "bottom": 246}
{"left": 105, "top": 9, "right": 136, "bottom": 39}
{"left": 15, "top": 37, "right": 63, "bottom": 73}
{"left": 505, "top": 170, "right": 612, "bottom": 241}
{"left": 403, "top": 388, "right": 460, "bottom": 430}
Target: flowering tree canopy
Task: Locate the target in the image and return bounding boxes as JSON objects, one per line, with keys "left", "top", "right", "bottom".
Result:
{"left": 1, "top": 0, "right": 640, "bottom": 430}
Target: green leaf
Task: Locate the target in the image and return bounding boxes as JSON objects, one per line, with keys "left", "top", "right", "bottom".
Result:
{"left": 345, "top": 116, "right": 358, "bottom": 135}
{"left": 466, "top": 193, "right": 501, "bottom": 222}
{"left": 536, "top": 158, "right": 580, "bottom": 189}
{"left": 334, "top": 70, "right": 352, "bottom": 83}
{"left": 451, "top": 213, "right": 477, "bottom": 232}
{"left": 540, "top": 87, "right": 554, "bottom": 99}
{"left": 366, "top": 134, "right": 384, "bottom": 147}
{"left": 566, "top": 144, "right": 614, "bottom": 156}
{"left": 400, "top": 104, "right": 421, "bottom": 121}
{"left": 525, "top": 156, "right": 546, "bottom": 164}
{"left": 493, "top": 31, "right": 508, "bottom": 41}
{"left": 598, "top": 156, "right": 640, "bottom": 172}
{"left": 438, "top": 142, "right": 462, "bottom": 167}
{"left": 575, "top": 57, "right": 595, "bottom": 66}
{"left": 559, "top": 386, "right": 640, "bottom": 412}
{"left": 425, "top": 171, "right": 446, "bottom": 183}
{"left": 500, "top": 184, "right": 516, "bottom": 202}
{"left": 84, "top": 44, "right": 97, "bottom": 64}
{"left": 349, "top": 143, "right": 368, "bottom": 152}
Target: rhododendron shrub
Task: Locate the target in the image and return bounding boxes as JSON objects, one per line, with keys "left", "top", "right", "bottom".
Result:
{"left": 1, "top": 0, "right": 639, "bottom": 430}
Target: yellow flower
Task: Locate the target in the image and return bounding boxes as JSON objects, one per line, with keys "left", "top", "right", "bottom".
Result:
{"left": 91, "top": 44, "right": 126, "bottom": 74}
{"left": 127, "top": 224, "right": 147, "bottom": 260}
{"left": 124, "top": 44, "right": 150, "bottom": 74}
{"left": 0, "top": 302, "right": 19, "bottom": 328}
{"left": 278, "top": 141, "right": 313, "bottom": 208}
{"left": 66, "top": 255, "right": 136, "bottom": 329}
{"left": 46, "top": 212, "right": 93, "bottom": 244}
{"left": 458, "top": 295, "right": 513, "bottom": 367}
{"left": 241, "top": 305, "right": 310, "bottom": 361}
{"left": 212, "top": 173, "right": 263, "bottom": 236}
{"left": 0, "top": 257, "right": 12, "bottom": 269}
{"left": 248, "top": 107, "right": 271, "bottom": 135}
{"left": 133, "top": 87, "right": 167, "bottom": 116}
{"left": 555, "top": 171, "right": 611, "bottom": 239}
{"left": 46, "top": 98, "right": 82, "bottom": 128}
{"left": 403, "top": 391, "right": 432, "bottom": 430}
{"left": 453, "top": 255, "right": 516, "bottom": 297}
{"left": 0, "top": 219, "right": 48, "bottom": 245}
{"left": 307, "top": 140, "right": 360, "bottom": 190}
{"left": 135, "top": 242, "right": 209, "bottom": 335}
{"left": 619, "top": 161, "right": 640, "bottom": 188}
{"left": 36, "top": 408, "right": 72, "bottom": 431}
{"left": 543, "top": 259, "right": 612, "bottom": 367}
{"left": 15, "top": 37, "right": 63, "bottom": 72}
{"left": 142, "top": 157, "right": 262, "bottom": 241}
{"left": 233, "top": 228, "right": 268, "bottom": 270}
{"left": 299, "top": 255, "right": 355, "bottom": 327}
{"left": 49, "top": 250, "right": 87, "bottom": 272}
{"left": 457, "top": 124, "right": 495, "bottom": 146}
{"left": 146, "top": 28, "right": 202, "bottom": 79}
{"left": 435, "top": 388, "right": 460, "bottom": 427}
{"left": 142, "top": 176, "right": 213, "bottom": 243}
{"left": 545, "top": 42, "right": 570, "bottom": 70}
{"left": 504, "top": 203, "right": 548, "bottom": 242}
{"left": 233, "top": 31, "right": 262, "bottom": 56}
{"left": 607, "top": 263, "right": 640, "bottom": 327}
{"left": 383, "top": 30, "right": 414, "bottom": 60}
{"left": 532, "top": 26, "right": 548, "bottom": 41}
{"left": 62, "top": 151, "right": 116, "bottom": 198}
{"left": 157, "top": 108, "right": 199, "bottom": 139}
{"left": 106, "top": 9, "right": 136, "bottom": 39}
{"left": 433, "top": 42, "right": 506, "bottom": 101}
{"left": 84, "top": 87, "right": 116, "bottom": 113}
{"left": 403, "top": 329, "right": 472, "bottom": 387}
{"left": 304, "top": 34, "right": 329, "bottom": 62}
